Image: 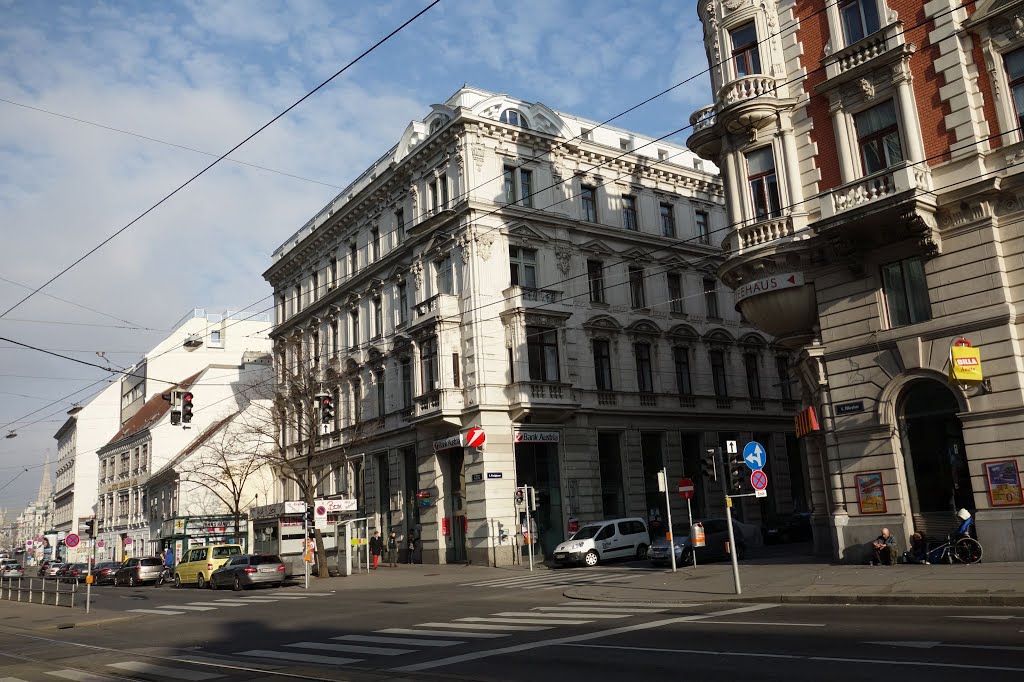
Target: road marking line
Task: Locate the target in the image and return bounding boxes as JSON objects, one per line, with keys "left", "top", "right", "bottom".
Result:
{"left": 533, "top": 606, "right": 665, "bottom": 613}
{"left": 493, "top": 611, "right": 628, "bottom": 620}
{"left": 239, "top": 650, "right": 362, "bottom": 665}
{"left": 458, "top": 617, "right": 594, "bottom": 625}
{"left": 188, "top": 602, "right": 246, "bottom": 607}
{"left": 213, "top": 599, "right": 252, "bottom": 603}
{"left": 287, "top": 642, "right": 414, "bottom": 656}
{"left": 691, "top": 621, "right": 825, "bottom": 627}
{"left": 559, "top": 601, "right": 700, "bottom": 608}
{"left": 0, "top": 678, "right": 29, "bottom": 682}
{"left": 416, "top": 622, "right": 552, "bottom": 631}
{"left": 334, "top": 635, "right": 464, "bottom": 647}
{"left": 280, "top": 591, "right": 332, "bottom": 596}
{"left": 109, "top": 661, "right": 224, "bottom": 680}
{"left": 127, "top": 608, "right": 185, "bottom": 615}
{"left": 45, "top": 671, "right": 109, "bottom": 681}
{"left": 156, "top": 605, "right": 216, "bottom": 611}
{"left": 948, "top": 615, "right": 1016, "bottom": 620}
{"left": 392, "top": 604, "right": 778, "bottom": 673}
{"left": 378, "top": 628, "right": 505, "bottom": 639}
{"left": 256, "top": 595, "right": 308, "bottom": 599}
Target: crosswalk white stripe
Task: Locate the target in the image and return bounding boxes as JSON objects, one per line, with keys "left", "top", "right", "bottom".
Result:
{"left": 108, "top": 661, "right": 224, "bottom": 680}
{"left": 127, "top": 608, "right": 185, "bottom": 615}
{"left": 44, "top": 671, "right": 108, "bottom": 681}
{"left": 228, "top": 598, "right": 279, "bottom": 602}
{"left": 188, "top": 601, "right": 246, "bottom": 607}
{"left": 417, "top": 622, "right": 552, "bottom": 631}
{"left": 257, "top": 595, "right": 308, "bottom": 599}
{"left": 280, "top": 591, "right": 332, "bottom": 596}
{"left": 559, "top": 601, "right": 701, "bottom": 608}
{"left": 377, "top": 628, "right": 505, "bottom": 639}
{"left": 334, "top": 635, "right": 463, "bottom": 647}
{"left": 0, "top": 677, "right": 30, "bottom": 682}
{"left": 174, "top": 654, "right": 282, "bottom": 670}
{"left": 287, "top": 642, "right": 414, "bottom": 656}
{"left": 533, "top": 606, "right": 665, "bottom": 613}
{"left": 458, "top": 617, "right": 594, "bottom": 625}
{"left": 214, "top": 599, "right": 252, "bottom": 603}
{"left": 156, "top": 605, "right": 217, "bottom": 611}
{"left": 494, "top": 611, "right": 629, "bottom": 620}
{"left": 239, "top": 650, "right": 362, "bottom": 665}
{"left": 460, "top": 575, "right": 564, "bottom": 587}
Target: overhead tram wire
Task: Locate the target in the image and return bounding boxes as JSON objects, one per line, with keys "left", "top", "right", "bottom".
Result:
{"left": 0, "top": 275, "right": 161, "bottom": 331}
{"left": 0, "top": 0, "right": 441, "bottom": 321}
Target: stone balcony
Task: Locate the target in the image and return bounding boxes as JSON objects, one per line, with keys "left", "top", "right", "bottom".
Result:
{"left": 502, "top": 285, "right": 565, "bottom": 313}
{"left": 507, "top": 381, "right": 580, "bottom": 422}
{"left": 823, "top": 22, "right": 906, "bottom": 83}
{"left": 411, "top": 294, "right": 460, "bottom": 330}
{"left": 578, "top": 390, "right": 798, "bottom": 415}
{"left": 688, "top": 74, "right": 796, "bottom": 156}
{"left": 406, "top": 388, "right": 463, "bottom": 428}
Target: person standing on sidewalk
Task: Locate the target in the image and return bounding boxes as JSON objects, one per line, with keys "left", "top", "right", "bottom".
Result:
{"left": 406, "top": 530, "right": 417, "bottom": 565}
{"left": 386, "top": 529, "right": 399, "bottom": 567}
{"left": 369, "top": 530, "right": 383, "bottom": 570}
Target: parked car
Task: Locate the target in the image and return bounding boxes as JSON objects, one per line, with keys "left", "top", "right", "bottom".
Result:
{"left": 174, "top": 544, "right": 243, "bottom": 588}
{"left": 60, "top": 563, "right": 90, "bottom": 581}
{"left": 648, "top": 519, "right": 746, "bottom": 567}
{"left": 44, "top": 562, "right": 66, "bottom": 577}
{"left": 1, "top": 563, "right": 24, "bottom": 577}
{"left": 762, "top": 512, "right": 813, "bottom": 545}
{"left": 553, "top": 518, "right": 650, "bottom": 567}
{"left": 113, "top": 557, "right": 164, "bottom": 586}
{"left": 92, "top": 562, "right": 121, "bottom": 585}
{"left": 210, "top": 554, "right": 286, "bottom": 590}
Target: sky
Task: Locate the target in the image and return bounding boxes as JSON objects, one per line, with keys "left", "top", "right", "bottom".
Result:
{"left": 0, "top": 0, "right": 712, "bottom": 510}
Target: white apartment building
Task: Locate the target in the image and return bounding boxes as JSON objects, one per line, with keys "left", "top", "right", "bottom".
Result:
{"left": 264, "top": 86, "right": 801, "bottom": 566}
{"left": 53, "top": 309, "right": 272, "bottom": 562}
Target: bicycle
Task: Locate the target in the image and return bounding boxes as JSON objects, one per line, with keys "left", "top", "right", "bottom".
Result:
{"left": 155, "top": 566, "right": 174, "bottom": 586}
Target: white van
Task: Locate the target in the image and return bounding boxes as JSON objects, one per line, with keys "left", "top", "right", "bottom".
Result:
{"left": 553, "top": 517, "right": 650, "bottom": 567}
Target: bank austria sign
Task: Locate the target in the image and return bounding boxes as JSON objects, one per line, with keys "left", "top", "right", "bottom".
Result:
{"left": 513, "top": 430, "right": 560, "bottom": 443}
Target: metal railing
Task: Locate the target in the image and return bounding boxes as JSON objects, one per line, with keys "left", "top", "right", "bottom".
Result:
{"left": 1, "top": 577, "right": 78, "bottom": 608}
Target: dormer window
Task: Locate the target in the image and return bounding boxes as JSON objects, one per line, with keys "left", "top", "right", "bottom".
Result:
{"left": 500, "top": 109, "right": 529, "bottom": 128}
{"left": 730, "top": 22, "right": 761, "bottom": 77}
{"left": 855, "top": 100, "right": 903, "bottom": 174}
{"left": 429, "top": 115, "right": 450, "bottom": 133}
{"left": 839, "top": 0, "right": 880, "bottom": 45}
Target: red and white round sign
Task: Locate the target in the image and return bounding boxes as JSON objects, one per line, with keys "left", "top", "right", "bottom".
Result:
{"left": 123, "top": 537, "right": 133, "bottom": 546}
{"left": 97, "top": 540, "right": 105, "bottom": 549}
{"left": 65, "top": 533, "right": 80, "bottom": 548}
{"left": 677, "top": 478, "right": 695, "bottom": 500}
{"left": 465, "top": 427, "right": 486, "bottom": 448}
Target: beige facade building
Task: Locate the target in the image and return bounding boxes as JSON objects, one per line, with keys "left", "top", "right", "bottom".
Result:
{"left": 264, "top": 86, "right": 801, "bottom": 566}
{"left": 689, "top": 0, "right": 1024, "bottom": 561}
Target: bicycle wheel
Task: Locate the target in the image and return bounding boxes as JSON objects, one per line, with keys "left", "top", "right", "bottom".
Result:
{"left": 953, "top": 537, "right": 983, "bottom": 564}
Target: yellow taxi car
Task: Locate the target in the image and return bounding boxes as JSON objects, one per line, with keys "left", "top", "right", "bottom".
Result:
{"left": 173, "top": 544, "right": 242, "bottom": 589}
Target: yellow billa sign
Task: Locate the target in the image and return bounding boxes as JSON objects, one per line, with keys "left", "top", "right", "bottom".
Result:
{"left": 950, "top": 340, "right": 983, "bottom": 383}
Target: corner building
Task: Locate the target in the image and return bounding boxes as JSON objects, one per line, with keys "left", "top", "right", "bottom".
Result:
{"left": 265, "top": 86, "right": 801, "bottom": 566}
{"left": 689, "top": 0, "right": 1024, "bottom": 561}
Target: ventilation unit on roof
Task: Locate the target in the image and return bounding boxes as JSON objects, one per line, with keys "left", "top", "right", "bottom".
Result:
{"left": 183, "top": 334, "right": 203, "bottom": 348}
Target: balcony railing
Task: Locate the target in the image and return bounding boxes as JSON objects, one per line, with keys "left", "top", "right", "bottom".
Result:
{"left": 750, "top": 398, "right": 766, "bottom": 411}
{"left": 502, "top": 285, "right": 564, "bottom": 311}
{"left": 678, "top": 395, "right": 696, "bottom": 409}
{"left": 597, "top": 392, "right": 617, "bottom": 406}
{"left": 413, "top": 294, "right": 460, "bottom": 323}
{"left": 718, "top": 75, "right": 778, "bottom": 106}
{"left": 716, "top": 397, "right": 733, "bottom": 409}
{"left": 735, "top": 214, "right": 794, "bottom": 252}
{"left": 689, "top": 104, "right": 716, "bottom": 133}
{"left": 639, "top": 394, "right": 658, "bottom": 407}
{"left": 825, "top": 23, "right": 902, "bottom": 80}
{"left": 820, "top": 163, "right": 932, "bottom": 220}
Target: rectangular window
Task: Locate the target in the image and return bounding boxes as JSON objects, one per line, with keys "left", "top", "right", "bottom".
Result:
{"left": 622, "top": 195, "right": 638, "bottom": 231}
{"left": 776, "top": 355, "right": 792, "bottom": 400}
{"left": 420, "top": 337, "right": 439, "bottom": 391}
{"left": 331, "top": 320, "right": 339, "bottom": 355}
{"left": 373, "top": 297, "right": 383, "bottom": 339}
{"left": 840, "top": 0, "right": 880, "bottom": 44}
{"left": 695, "top": 210, "right": 710, "bottom": 244}
{"left": 635, "top": 343, "right": 654, "bottom": 393}
{"left": 629, "top": 266, "right": 646, "bottom": 308}
{"left": 429, "top": 179, "right": 439, "bottom": 213}
{"left": 519, "top": 169, "right": 533, "bottom": 207}
{"left": 509, "top": 245, "right": 537, "bottom": 288}
{"left": 210, "top": 329, "right": 221, "bottom": 345}
{"left": 704, "top": 278, "right": 720, "bottom": 318}
{"left": 855, "top": 100, "right": 903, "bottom": 175}
{"left": 329, "top": 258, "right": 338, "bottom": 288}
{"left": 587, "top": 260, "right": 605, "bottom": 303}
{"left": 657, "top": 149, "right": 668, "bottom": 161}
{"left": 376, "top": 370, "right": 386, "bottom": 418}
{"left": 452, "top": 352, "right": 460, "bottom": 388}
{"left": 295, "top": 283, "right": 302, "bottom": 312}
{"left": 504, "top": 166, "right": 516, "bottom": 205}
{"left": 311, "top": 272, "right": 319, "bottom": 302}
{"left": 660, "top": 203, "right": 676, "bottom": 237}
{"left": 401, "top": 357, "right": 413, "bottom": 408}
{"left": 745, "top": 353, "right": 761, "bottom": 399}
{"left": 667, "top": 272, "right": 684, "bottom": 313}
{"left": 395, "top": 209, "right": 405, "bottom": 244}
{"left": 312, "top": 331, "right": 320, "bottom": 368}
{"left": 746, "top": 147, "right": 782, "bottom": 221}
{"left": 351, "top": 378, "right": 362, "bottom": 423}
{"left": 371, "top": 228, "right": 380, "bottom": 261}
{"left": 620, "top": 137, "right": 630, "bottom": 151}
{"left": 598, "top": 433, "right": 625, "bottom": 518}
{"left": 350, "top": 310, "right": 360, "bottom": 349}
{"left": 1005, "top": 48, "right": 1024, "bottom": 136}
{"left": 593, "top": 339, "right": 613, "bottom": 391}
{"left": 581, "top": 185, "right": 597, "bottom": 222}
{"left": 439, "top": 173, "right": 449, "bottom": 208}
{"left": 710, "top": 350, "right": 728, "bottom": 397}
{"left": 526, "top": 326, "right": 560, "bottom": 382}
{"left": 397, "top": 282, "right": 408, "bottom": 325}
{"left": 731, "top": 22, "right": 761, "bottom": 77}
{"left": 349, "top": 243, "right": 358, "bottom": 277}
{"left": 436, "top": 255, "right": 453, "bottom": 295}
{"left": 674, "top": 347, "right": 692, "bottom": 395}
{"left": 881, "top": 257, "right": 931, "bottom": 327}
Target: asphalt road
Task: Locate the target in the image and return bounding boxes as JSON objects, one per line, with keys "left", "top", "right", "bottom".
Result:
{"left": 1, "top": 565, "right": 1022, "bottom": 681}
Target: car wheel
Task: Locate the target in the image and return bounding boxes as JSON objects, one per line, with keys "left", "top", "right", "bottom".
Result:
{"left": 173, "top": 574, "right": 181, "bottom": 589}
{"left": 196, "top": 574, "right": 206, "bottom": 589}
{"left": 636, "top": 544, "right": 649, "bottom": 561}
{"left": 128, "top": 575, "right": 137, "bottom": 587}
{"left": 210, "top": 576, "right": 218, "bottom": 590}
{"left": 233, "top": 576, "right": 243, "bottom": 592}
{"left": 584, "top": 550, "right": 599, "bottom": 567}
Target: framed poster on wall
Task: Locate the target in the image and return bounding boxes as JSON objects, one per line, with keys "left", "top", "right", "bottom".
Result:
{"left": 984, "top": 459, "right": 1023, "bottom": 507}
{"left": 855, "top": 472, "right": 887, "bottom": 514}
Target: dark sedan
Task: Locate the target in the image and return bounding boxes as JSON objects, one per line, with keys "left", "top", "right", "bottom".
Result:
{"left": 210, "top": 554, "right": 285, "bottom": 590}
{"left": 59, "top": 563, "right": 90, "bottom": 581}
{"left": 92, "top": 562, "right": 121, "bottom": 585}
{"left": 648, "top": 519, "right": 746, "bottom": 567}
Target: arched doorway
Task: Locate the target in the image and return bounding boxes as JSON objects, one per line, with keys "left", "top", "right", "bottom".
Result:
{"left": 897, "top": 381, "right": 974, "bottom": 535}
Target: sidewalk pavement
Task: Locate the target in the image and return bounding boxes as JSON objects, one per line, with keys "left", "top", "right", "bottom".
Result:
{"left": 563, "top": 558, "right": 1024, "bottom": 607}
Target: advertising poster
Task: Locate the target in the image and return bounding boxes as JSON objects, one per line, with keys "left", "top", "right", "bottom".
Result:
{"left": 855, "top": 472, "right": 887, "bottom": 514}
{"left": 984, "top": 459, "right": 1023, "bottom": 507}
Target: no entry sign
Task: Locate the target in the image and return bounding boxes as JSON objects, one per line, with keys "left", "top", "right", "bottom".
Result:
{"left": 677, "top": 478, "right": 695, "bottom": 500}
{"left": 751, "top": 470, "right": 768, "bottom": 491}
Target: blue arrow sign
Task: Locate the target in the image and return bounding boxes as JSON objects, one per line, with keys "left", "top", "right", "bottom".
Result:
{"left": 743, "top": 441, "right": 766, "bottom": 471}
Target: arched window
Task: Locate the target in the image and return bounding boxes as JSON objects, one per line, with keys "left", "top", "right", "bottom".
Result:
{"left": 499, "top": 109, "right": 529, "bottom": 128}
{"left": 429, "top": 115, "right": 449, "bottom": 133}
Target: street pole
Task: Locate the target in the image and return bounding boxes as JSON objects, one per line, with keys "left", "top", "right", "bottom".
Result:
{"left": 525, "top": 486, "right": 533, "bottom": 573}
{"left": 686, "top": 497, "right": 696, "bottom": 568}
{"left": 714, "top": 447, "right": 741, "bottom": 595}
{"left": 85, "top": 540, "right": 94, "bottom": 614}
{"left": 662, "top": 468, "right": 676, "bottom": 573}
{"left": 303, "top": 515, "right": 310, "bottom": 590}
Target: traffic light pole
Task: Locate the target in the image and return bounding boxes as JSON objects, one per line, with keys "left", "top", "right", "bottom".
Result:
{"left": 714, "top": 448, "right": 742, "bottom": 595}
{"left": 525, "top": 486, "right": 533, "bottom": 573}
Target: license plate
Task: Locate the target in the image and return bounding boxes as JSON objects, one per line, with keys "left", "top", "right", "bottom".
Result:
{"left": 259, "top": 567, "right": 275, "bottom": 573}
{"left": 554, "top": 553, "right": 567, "bottom": 559}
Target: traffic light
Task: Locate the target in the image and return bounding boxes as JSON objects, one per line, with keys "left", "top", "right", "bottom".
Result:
{"left": 169, "top": 390, "right": 182, "bottom": 426}
{"left": 83, "top": 519, "right": 95, "bottom": 538}
{"left": 528, "top": 487, "right": 538, "bottom": 511}
{"left": 320, "top": 395, "right": 334, "bottom": 424}
{"left": 702, "top": 449, "right": 717, "bottom": 481}
{"left": 304, "top": 506, "right": 314, "bottom": 524}
{"left": 181, "top": 392, "right": 194, "bottom": 425}
{"left": 728, "top": 451, "right": 746, "bottom": 493}
{"left": 514, "top": 487, "right": 525, "bottom": 507}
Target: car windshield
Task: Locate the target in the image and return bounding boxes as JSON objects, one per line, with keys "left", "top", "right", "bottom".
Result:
{"left": 139, "top": 558, "right": 162, "bottom": 566}
{"left": 213, "top": 546, "right": 241, "bottom": 559}
{"left": 251, "top": 555, "right": 282, "bottom": 565}
{"left": 570, "top": 525, "right": 602, "bottom": 540}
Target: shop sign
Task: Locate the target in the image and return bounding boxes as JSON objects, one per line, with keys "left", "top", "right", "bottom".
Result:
{"left": 949, "top": 339, "right": 983, "bottom": 383}
{"left": 733, "top": 272, "right": 805, "bottom": 304}
{"left": 513, "top": 430, "right": 560, "bottom": 443}
{"left": 984, "top": 459, "right": 1023, "bottom": 507}
{"left": 250, "top": 501, "right": 306, "bottom": 520}
{"left": 794, "top": 406, "right": 820, "bottom": 438}
{"left": 433, "top": 434, "right": 462, "bottom": 452}
{"left": 314, "top": 498, "right": 357, "bottom": 513}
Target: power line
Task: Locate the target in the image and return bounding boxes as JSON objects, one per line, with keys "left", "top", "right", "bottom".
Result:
{"left": 0, "top": 275, "right": 158, "bottom": 330}
{"left": 0, "top": 0, "right": 441, "bottom": 321}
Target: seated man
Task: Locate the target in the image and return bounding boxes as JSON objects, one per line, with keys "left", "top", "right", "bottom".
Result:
{"left": 905, "top": 532, "right": 929, "bottom": 564}
{"left": 871, "top": 528, "right": 897, "bottom": 565}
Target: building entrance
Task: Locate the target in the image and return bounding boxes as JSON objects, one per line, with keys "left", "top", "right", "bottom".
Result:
{"left": 515, "top": 442, "right": 563, "bottom": 558}
{"left": 898, "top": 381, "right": 974, "bottom": 535}
{"left": 446, "top": 448, "right": 467, "bottom": 563}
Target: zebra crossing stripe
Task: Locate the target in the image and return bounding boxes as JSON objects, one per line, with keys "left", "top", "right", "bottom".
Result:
{"left": 335, "top": 635, "right": 464, "bottom": 647}
{"left": 377, "top": 628, "right": 505, "bottom": 639}
{"left": 494, "top": 611, "right": 629, "bottom": 620}
{"left": 44, "top": 671, "right": 109, "bottom": 681}
{"left": 416, "top": 622, "right": 552, "bottom": 632}
{"left": 533, "top": 606, "right": 665, "bottom": 613}
{"left": 156, "top": 605, "right": 216, "bottom": 611}
{"left": 239, "top": 650, "right": 362, "bottom": 665}
{"left": 287, "top": 642, "right": 414, "bottom": 656}
{"left": 457, "top": 617, "right": 594, "bottom": 626}
{"left": 127, "top": 608, "right": 186, "bottom": 615}
{"left": 108, "top": 661, "right": 223, "bottom": 680}
{"left": 559, "top": 601, "right": 702, "bottom": 608}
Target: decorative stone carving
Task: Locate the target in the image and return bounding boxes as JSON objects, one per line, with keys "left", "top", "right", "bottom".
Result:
{"left": 858, "top": 77, "right": 876, "bottom": 100}
{"left": 554, "top": 247, "right": 572, "bottom": 275}
{"left": 476, "top": 232, "right": 495, "bottom": 260}
{"left": 723, "top": 0, "right": 744, "bottom": 10}
{"left": 458, "top": 234, "right": 472, "bottom": 264}
{"left": 412, "top": 261, "right": 423, "bottom": 291}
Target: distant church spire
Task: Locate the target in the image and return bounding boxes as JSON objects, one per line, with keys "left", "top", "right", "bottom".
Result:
{"left": 35, "top": 452, "right": 52, "bottom": 507}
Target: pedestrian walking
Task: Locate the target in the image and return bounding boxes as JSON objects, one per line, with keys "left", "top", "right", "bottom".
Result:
{"left": 406, "top": 530, "right": 417, "bottom": 565}
{"left": 387, "top": 529, "right": 399, "bottom": 567}
{"left": 369, "top": 530, "right": 383, "bottom": 570}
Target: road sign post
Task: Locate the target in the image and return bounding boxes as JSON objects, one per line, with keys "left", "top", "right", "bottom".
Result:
{"left": 714, "top": 448, "right": 742, "bottom": 596}
{"left": 660, "top": 469, "right": 676, "bottom": 573}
